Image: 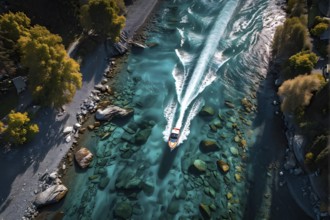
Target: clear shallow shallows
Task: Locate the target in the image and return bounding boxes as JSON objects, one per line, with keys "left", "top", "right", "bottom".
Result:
{"left": 51, "top": 0, "right": 310, "bottom": 219}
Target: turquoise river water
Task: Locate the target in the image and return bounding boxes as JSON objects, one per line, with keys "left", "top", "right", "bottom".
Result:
{"left": 43, "top": 0, "right": 314, "bottom": 219}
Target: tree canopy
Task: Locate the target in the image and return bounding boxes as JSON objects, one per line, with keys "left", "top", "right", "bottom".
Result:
{"left": 0, "top": 12, "right": 31, "bottom": 76}
{"left": 288, "top": 51, "right": 318, "bottom": 75}
{"left": 1, "top": 111, "right": 39, "bottom": 145}
{"left": 19, "top": 25, "right": 82, "bottom": 108}
{"left": 0, "top": 12, "right": 31, "bottom": 48}
{"left": 272, "top": 17, "right": 311, "bottom": 59}
{"left": 80, "top": 0, "right": 126, "bottom": 41}
{"left": 278, "top": 74, "right": 323, "bottom": 114}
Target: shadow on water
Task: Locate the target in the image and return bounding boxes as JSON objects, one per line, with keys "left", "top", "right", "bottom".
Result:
{"left": 157, "top": 144, "right": 179, "bottom": 180}
{"left": 242, "top": 67, "right": 311, "bottom": 220}
{"left": 242, "top": 69, "right": 284, "bottom": 219}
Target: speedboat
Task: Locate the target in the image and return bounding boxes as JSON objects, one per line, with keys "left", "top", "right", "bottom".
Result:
{"left": 168, "top": 128, "right": 180, "bottom": 150}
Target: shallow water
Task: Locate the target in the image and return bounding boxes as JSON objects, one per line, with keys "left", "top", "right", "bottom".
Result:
{"left": 48, "top": 0, "right": 312, "bottom": 219}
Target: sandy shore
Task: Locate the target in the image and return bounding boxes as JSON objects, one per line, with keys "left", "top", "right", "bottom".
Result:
{"left": 0, "top": 0, "right": 158, "bottom": 219}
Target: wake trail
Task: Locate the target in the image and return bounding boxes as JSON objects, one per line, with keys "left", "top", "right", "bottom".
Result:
{"left": 179, "top": 0, "right": 239, "bottom": 109}
{"left": 164, "top": 0, "right": 239, "bottom": 145}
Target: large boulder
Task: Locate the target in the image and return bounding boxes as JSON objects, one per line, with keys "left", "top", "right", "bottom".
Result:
{"left": 114, "top": 201, "right": 133, "bottom": 219}
{"left": 75, "top": 148, "right": 93, "bottom": 169}
{"left": 34, "top": 185, "right": 68, "bottom": 207}
{"left": 199, "top": 140, "right": 220, "bottom": 153}
{"left": 95, "top": 105, "right": 134, "bottom": 121}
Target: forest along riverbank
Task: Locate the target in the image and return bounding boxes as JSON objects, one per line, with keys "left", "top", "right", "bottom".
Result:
{"left": 0, "top": 1, "right": 160, "bottom": 220}
{"left": 38, "top": 0, "right": 313, "bottom": 219}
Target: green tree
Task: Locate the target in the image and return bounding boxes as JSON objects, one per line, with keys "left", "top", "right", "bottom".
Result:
{"left": 80, "top": 0, "right": 126, "bottom": 41}
{"left": 18, "top": 25, "right": 82, "bottom": 108}
{"left": 2, "top": 111, "right": 39, "bottom": 145}
{"left": 278, "top": 74, "right": 323, "bottom": 114}
{"left": 272, "top": 17, "right": 311, "bottom": 59}
{"left": 288, "top": 51, "right": 318, "bottom": 75}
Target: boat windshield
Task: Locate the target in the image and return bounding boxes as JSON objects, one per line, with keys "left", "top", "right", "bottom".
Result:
{"left": 170, "top": 133, "right": 178, "bottom": 140}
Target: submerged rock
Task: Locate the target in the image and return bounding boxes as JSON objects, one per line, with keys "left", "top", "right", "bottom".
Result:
{"left": 167, "top": 200, "right": 180, "bottom": 215}
{"left": 193, "top": 159, "right": 207, "bottom": 172}
{"left": 115, "top": 168, "right": 143, "bottom": 191}
{"left": 225, "top": 100, "right": 235, "bottom": 108}
{"left": 199, "top": 106, "right": 215, "bottom": 117}
{"left": 75, "top": 148, "right": 93, "bottom": 169}
{"left": 230, "top": 147, "right": 239, "bottom": 156}
{"left": 142, "top": 181, "right": 154, "bottom": 196}
{"left": 226, "top": 192, "right": 233, "bottom": 200}
{"left": 95, "top": 105, "right": 133, "bottom": 121}
{"left": 199, "top": 203, "right": 211, "bottom": 219}
{"left": 234, "top": 135, "right": 240, "bottom": 143}
{"left": 34, "top": 185, "right": 68, "bottom": 207}
{"left": 114, "top": 201, "right": 133, "bottom": 219}
{"left": 135, "top": 128, "right": 152, "bottom": 145}
{"left": 235, "top": 173, "right": 242, "bottom": 182}
{"left": 200, "top": 140, "right": 220, "bottom": 153}
{"left": 217, "top": 160, "right": 230, "bottom": 173}
{"left": 99, "top": 177, "right": 110, "bottom": 190}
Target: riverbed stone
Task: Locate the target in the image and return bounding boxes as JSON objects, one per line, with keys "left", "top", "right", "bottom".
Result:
{"left": 225, "top": 100, "right": 235, "bottom": 108}
{"left": 142, "top": 181, "right": 154, "bottom": 196}
{"left": 240, "top": 139, "right": 247, "bottom": 148}
{"left": 193, "top": 159, "right": 207, "bottom": 172}
{"left": 114, "top": 201, "right": 132, "bottom": 219}
{"left": 75, "top": 148, "right": 93, "bottom": 169}
{"left": 98, "top": 177, "right": 110, "bottom": 190}
{"left": 115, "top": 169, "right": 143, "bottom": 191}
{"left": 209, "top": 124, "right": 217, "bottom": 132}
{"left": 34, "top": 185, "right": 68, "bottom": 207}
{"left": 226, "top": 192, "right": 233, "bottom": 200}
{"left": 235, "top": 173, "right": 242, "bottom": 182}
{"left": 200, "top": 140, "right": 220, "bottom": 153}
{"left": 199, "top": 106, "right": 215, "bottom": 117}
{"left": 230, "top": 147, "right": 239, "bottom": 156}
{"left": 217, "top": 160, "right": 230, "bottom": 173}
{"left": 199, "top": 203, "right": 211, "bottom": 218}
{"left": 135, "top": 128, "right": 152, "bottom": 145}
{"left": 167, "top": 200, "right": 180, "bottom": 215}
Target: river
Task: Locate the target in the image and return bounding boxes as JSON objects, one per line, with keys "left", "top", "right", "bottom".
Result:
{"left": 40, "top": 0, "right": 313, "bottom": 219}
